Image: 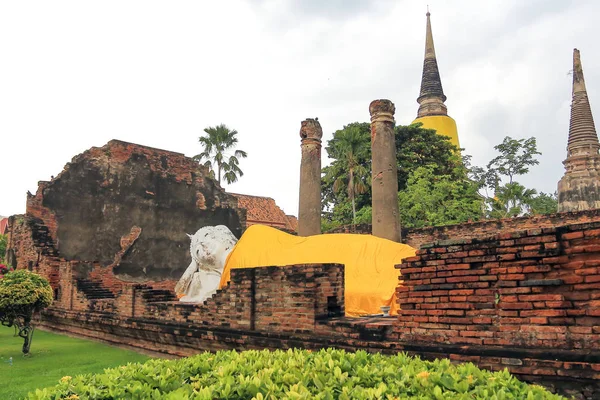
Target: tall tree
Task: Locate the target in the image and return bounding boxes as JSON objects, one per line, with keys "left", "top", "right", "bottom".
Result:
{"left": 486, "top": 136, "right": 541, "bottom": 185}
{"left": 474, "top": 136, "right": 546, "bottom": 218}
{"left": 193, "top": 124, "right": 247, "bottom": 185}
{"left": 487, "top": 182, "right": 538, "bottom": 219}
{"left": 323, "top": 123, "right": 371, "bottom": 223}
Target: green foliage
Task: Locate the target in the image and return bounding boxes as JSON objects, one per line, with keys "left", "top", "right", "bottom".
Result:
{"left": 354, "top": 206, "right": 372, "bottom": 225}
{"left": 528, "top": 192, "right": 558, "bottom": 215}
{"left": 486, "top": 137, "right": 541, "bottom": 185}
{"left": 321, "top": 217, "right": 342, "bottom": 233}
{"left": 322, "top": 122, "right": 551, "bottom": 227}
{"left": 399, "top": 166, "right": 484, "bottom": 228}
{"left": 30, "top": 348, "right": 563, "bottom": 399}
{"left": 322, "top": 122, "right": 463, "bottom": 226}
{"left": 473, "top": 136, "right": 554, "bottom": 218}
{"left": 193, "top": 124, "right": 248, "bottom": 185}
{"left": 0, "top": 270, "right": 53, "bottom": 311}
{"left": 0, "top": 233, "right": 6, "bottom": 261}
{"left": 395, "top": 123, "right": 461, "bottom": 191}
{"left": 487, "top": 182, "right": 538, "bottom": 219}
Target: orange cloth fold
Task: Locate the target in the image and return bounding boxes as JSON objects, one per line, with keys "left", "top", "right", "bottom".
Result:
{"left": 219, "top": 225, "right": 416, "bottom": 317}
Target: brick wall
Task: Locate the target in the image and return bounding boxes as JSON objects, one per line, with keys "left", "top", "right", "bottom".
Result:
{"left": 26, "top": 183, "right": 59, "bottom": 241}
{"left": 395, "top": 221, "right": 600, "bottom": 397}
{"left": 6, "top": 215, "right": 61, "bottom": 290}
{"left": 39, "top": 264, "right": 350, "bottom": 357}
{"left": 130, "top": 263, "right": 344, "bottom": 333}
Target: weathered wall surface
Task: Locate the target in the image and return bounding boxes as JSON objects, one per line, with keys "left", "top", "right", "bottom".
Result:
{"left": 40, "top": 263, "right": 351, "bottom": 357}
{"left": 21, "top": 139, "right": 244, "bottom": 282}
{"left": 396, "top": 221, "right": 600, "bottom": 398}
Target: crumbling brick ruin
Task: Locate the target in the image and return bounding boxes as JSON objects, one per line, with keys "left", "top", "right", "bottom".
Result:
{"left": 7, "top": 139, "right": 244, "bottom": 293}
{"left": 5, "top": 139, "right": 600, "bottom": 398}
{"left": 7, "top": 212, "right": 600, "bottom": 397}
{"left": 396, "top": 221, "right": 600, "bottom": 398}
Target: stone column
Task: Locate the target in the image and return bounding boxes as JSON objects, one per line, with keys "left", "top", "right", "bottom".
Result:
{"left": 298, "top": 118, "right": 323, "bottom": 236}
{"left": 370, "top": 100, "right": 401, "bottom": 242}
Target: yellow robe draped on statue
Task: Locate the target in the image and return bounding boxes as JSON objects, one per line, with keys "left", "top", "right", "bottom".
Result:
{"left": 219, "top": 225, "right": 416, "bottom": 317}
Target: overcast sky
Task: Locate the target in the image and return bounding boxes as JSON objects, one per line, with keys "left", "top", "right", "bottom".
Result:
{"left": 1, "top": 0, "right": 599, "bottom": 218}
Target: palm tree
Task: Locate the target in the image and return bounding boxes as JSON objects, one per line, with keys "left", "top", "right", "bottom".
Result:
{"left": 489, "top": 182, "right": 537, "bottom": 218}
{"left": 327, "top": 125, "right": 370, "bottom": 223}
{"left": 193, "top": 124, "right": 247, "bottom": 185}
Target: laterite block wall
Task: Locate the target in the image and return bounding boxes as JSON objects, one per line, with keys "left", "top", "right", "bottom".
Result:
{"left": 396, "top": 221, "right": 600, "bottom": 398}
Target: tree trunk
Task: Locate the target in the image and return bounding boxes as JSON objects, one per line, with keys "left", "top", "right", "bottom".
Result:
{"left": 349, "top": 168, "right": 356, "bottom": 223}
{"left": 217, "top": 161, "right": 222, "bottom": 185}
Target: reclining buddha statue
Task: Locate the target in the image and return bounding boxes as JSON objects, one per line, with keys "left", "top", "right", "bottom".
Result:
{"left": 176, "top": 224, "right": 416, "bottom": 317}
{"left": 175, "top": 225, "right": 238, "bottom": 303}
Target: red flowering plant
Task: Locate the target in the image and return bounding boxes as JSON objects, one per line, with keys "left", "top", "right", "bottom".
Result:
{"left": 0, "top": 264, "right": 14, "bottom": 279}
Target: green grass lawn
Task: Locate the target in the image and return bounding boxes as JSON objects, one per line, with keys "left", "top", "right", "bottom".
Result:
{"left": 0, "top": 326, "right": 151, "bottom": 399}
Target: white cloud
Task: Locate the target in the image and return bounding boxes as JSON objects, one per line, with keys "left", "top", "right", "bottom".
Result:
{"left": 1, "top": 0, "right": 599, "bottom": 217}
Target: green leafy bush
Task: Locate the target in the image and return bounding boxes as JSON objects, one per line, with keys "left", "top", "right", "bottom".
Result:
{"left": 0, "top": 269, "right": 53, "bottom": 310}
{"left": 29, "top": 348, "right": 563, "bottom": 399}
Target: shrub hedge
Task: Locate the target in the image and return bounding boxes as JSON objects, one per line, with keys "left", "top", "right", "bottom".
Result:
{"left": 0, "top": 269, "right": 53, "bottom": 310}
{"left": 29, "top": 348, "right": 563, "bottom": 399}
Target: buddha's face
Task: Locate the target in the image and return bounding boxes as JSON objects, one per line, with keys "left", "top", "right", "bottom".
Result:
{"left": 188, "top": 225, "right": 238, "bottom": 269}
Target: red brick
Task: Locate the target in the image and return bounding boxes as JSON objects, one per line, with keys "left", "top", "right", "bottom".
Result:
{"left": 518, "top": 294, "right": 564, "bottom": 302}
{"left": 574, "top": 283, "right": 600, "bottom": 290}
{"left": 568, "top": 326, "right": 592, "bottom": 334}
{"left": 521, "top": 325, "right": 566, "bottom": 333}
{"left": 562, "top": 231, "right": 584, "bottom": 240}
{"left": 585, "top": 275, "right": 600, "bottom": 283}
{"left": 448, "top": 337, "right": 483, "bottom": 345}
{"left": 562, "top": 276, "right": 585, "bottom": 284}
{"left": 499, "top": 325, "right": 520, "bottom": 331}
{"left": 529, "top": 317, "right": 548, "bottom": 324}
{"left": 522, "top": 265, "right": 552, "bottom": 273}
{"left": 500, "top": 301, "right": 533, "bottom": 310}
{"left": 584, "top": 228, "right": 600, "bottom": 237}
{"left": 499, "top": 287, "right": 531, "bottom": 294}
{"left": 545, "top": 301, "right": 572, "bottom": 308}
{"left": 447, "top": 276, "right": 480, "bottom": 283}
{"left": 448, "top": 289, "right": 475, "bottom": 296}
{"left": 521, "top": 310, "right": 567, "bottom": 317}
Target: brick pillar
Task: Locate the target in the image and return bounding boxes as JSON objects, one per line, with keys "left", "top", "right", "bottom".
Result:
{"left": 370, "top": 100, "right": 401, "bottom": 242}
{"left": 298, "top": 118, "right": 323, "bottom": 236}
